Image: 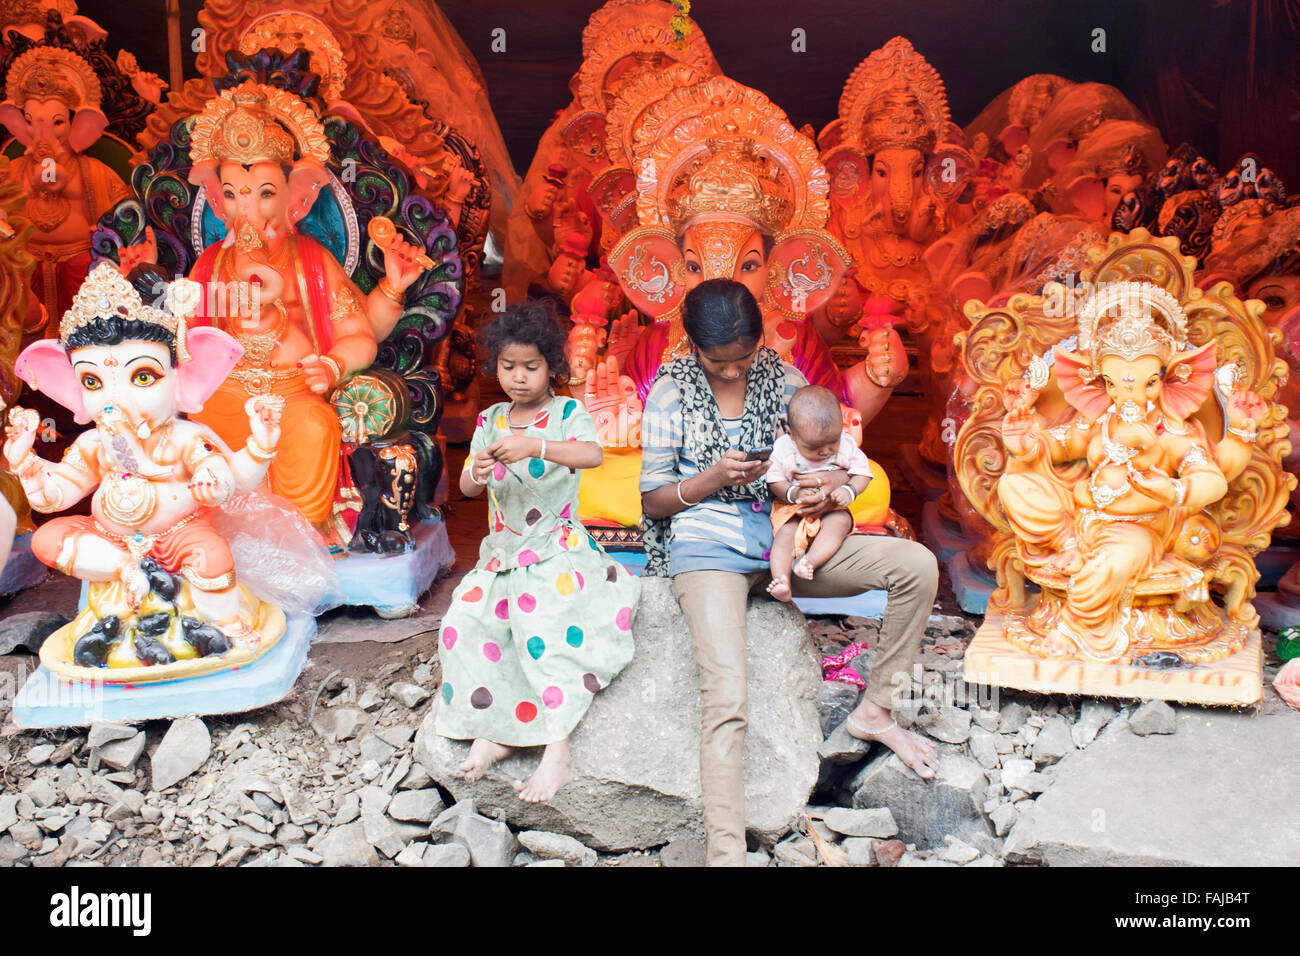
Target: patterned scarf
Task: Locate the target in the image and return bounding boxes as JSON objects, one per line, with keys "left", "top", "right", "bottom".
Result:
{"left": 641, "top": 346, "right": 786, "bottom": 577}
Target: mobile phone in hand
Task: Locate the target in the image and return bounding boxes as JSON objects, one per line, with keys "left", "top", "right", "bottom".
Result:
{"left": 743, "top": 446, "right": 773, "bottom": 462}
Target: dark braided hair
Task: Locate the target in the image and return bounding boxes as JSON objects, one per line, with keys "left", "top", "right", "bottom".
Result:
{"left": 63, "top": 264, "right": 177, "bottom": 362}
{"left": 479, "top": 299, "right": 570, "bottom": 385}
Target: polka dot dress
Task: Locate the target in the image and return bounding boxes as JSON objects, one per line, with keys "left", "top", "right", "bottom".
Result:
{"left": 436, "top": 396, "right": 639, "bottom": 747}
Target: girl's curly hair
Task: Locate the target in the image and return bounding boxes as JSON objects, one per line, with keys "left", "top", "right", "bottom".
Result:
{"left": 479, "top": 299, "right": 571, "bottom": 384}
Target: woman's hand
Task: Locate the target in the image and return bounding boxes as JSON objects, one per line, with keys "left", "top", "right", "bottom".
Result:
{"left": 486, "top": 435, "right": 540, "bottom": 464}
{"left": 791, "top": 469, "right": 847, "bottom": 517}
{"left": 708, "top": 449, "right": 767, "bottom": 490}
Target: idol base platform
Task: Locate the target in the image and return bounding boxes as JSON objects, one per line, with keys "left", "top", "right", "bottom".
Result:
{"left": 963, "top": 612, "right": 1262, "bottom": 707}
{"left": 950, "top": 550, "right": 999, "bottom": 615}
{"left": 336, "top": 517, "right": 456, "bottom": 618}
{"left": 12, "top": 612, "right": 316, "bottom": 729}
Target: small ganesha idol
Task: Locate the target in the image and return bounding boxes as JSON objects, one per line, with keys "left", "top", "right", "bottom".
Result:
{"left": 4, "top": 263, "right": 287, "bottom": 682}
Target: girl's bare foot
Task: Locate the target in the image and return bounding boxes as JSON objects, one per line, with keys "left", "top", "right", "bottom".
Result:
{"left": 457, "top": 738, "right": 513, "bottom": 782}
{"left": 845, "top": 707, "right": 939, "bottom": 779}
{"left": 767, "top": 574, "right": 793, "bottom": 602}
{"left": 793, "top": 556, "right": 816, "bottom": 580}
{"left": 513, "top": 738, "right": 572, "bottom": 803}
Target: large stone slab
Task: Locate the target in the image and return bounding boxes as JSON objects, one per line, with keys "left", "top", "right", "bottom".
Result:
{"left": 1005, "top": 709, "right": 1300, "bottom": 866}
{"left": 414, "top": 577, "right": 822, "bottom": 852}
{"left": 848, "top": 750, "right": 990, "bottom": 850}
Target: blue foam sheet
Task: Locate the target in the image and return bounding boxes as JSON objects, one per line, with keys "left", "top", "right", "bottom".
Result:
{"left": 13, "top": 612, "right": 316, "bottom": 729}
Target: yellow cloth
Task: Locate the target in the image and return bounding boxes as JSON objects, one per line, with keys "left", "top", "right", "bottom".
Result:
{"left": 577, "top": 450, "right": 892, "bottom": 528}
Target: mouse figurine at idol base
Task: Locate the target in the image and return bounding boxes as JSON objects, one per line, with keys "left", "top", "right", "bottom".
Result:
{"left": 4, "top": 262, "right": 288, "bottom": 682}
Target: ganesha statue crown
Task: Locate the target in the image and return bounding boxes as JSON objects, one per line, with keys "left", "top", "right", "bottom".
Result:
{"left": 1078, "top": 281, "right": 1188, "bottom": 366}
{"left": 5, "top": 44, "right": 101, "bottom": 109}
{"left": 189, "top": 80, "right": 330, "bottom": 166}
{"left": 667, "top": 142, "right": 794, "bottom": 234}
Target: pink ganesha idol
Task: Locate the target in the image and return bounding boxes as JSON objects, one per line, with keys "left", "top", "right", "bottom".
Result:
{"left": 4, "top": 263, "right": 288, "bottom": 682}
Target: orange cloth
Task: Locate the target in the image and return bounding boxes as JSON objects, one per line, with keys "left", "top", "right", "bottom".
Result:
{"left": 32, "top": 513, "right": 235, "bottom": 582}
{"left": 192, "top": 372, "right": 341, "bottom": 524}
{"left": 772, "top": 500, "right": 852, "bottom": 559}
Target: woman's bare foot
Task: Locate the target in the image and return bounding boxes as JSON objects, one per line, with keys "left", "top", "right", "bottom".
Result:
{"left": 767, "top": 574, "right": 793, "bottom": 602}
{"left": 793, "top": 556, "right": 816, "bottom": 580}
{"left": 845, "top": 705, "right": 939, "bottom": 779}
{"left": 513, "top": 738, "right": 572, "bottom": 803}
{"left": 457, "top": 738, "right": 513, "bottom": 782}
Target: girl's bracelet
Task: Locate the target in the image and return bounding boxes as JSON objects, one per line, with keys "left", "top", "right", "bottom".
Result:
{"left": 538, "top": 438, "right": 547, "bottom": 461}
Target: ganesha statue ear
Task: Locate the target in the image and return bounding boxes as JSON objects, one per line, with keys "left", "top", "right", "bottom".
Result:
{"left": 0, "top": 103, "right": 30, "bottom": 146}
{"left": 14, "top": 340, "right": 88, "bottom": 423}
{"left": 766, "top": 230, "right": 852, "bottom": 317}
{"left": 1162, "top": 341, "right": 1217, "bottom": 421}
{"left": 925, "top": 143, "right": 975, "bottom": 206}
{"left": 287, "top": 161, "right": 330, "bottom": 226}
{"left": 176, "top": 328, "right": 243, "bottom": 413}
{"left": 69, "top": 107, "right": 109, "bottom": 154}
{"left": 1053, "top": 347, "right": 1110, "bottom": 420}
{"left": 607, "top": 226, "right": 687, "bottom": 318}
{"left": 1064, "top": 175, "right": 1107, "bottom": 222}
{"left": 188, "top": 164, "right": 226, "bottom": 224}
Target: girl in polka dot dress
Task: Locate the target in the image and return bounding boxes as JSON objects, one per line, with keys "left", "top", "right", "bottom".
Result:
{"left": 436, "top": 302, "right": 639, "bottom": 802}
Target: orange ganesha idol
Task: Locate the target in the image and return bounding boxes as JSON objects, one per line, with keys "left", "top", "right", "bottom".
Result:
{"left": 4, "top": 263, "right": 289, "bottom": 681}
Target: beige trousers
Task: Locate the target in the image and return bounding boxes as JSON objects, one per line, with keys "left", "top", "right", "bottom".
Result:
{"left": 673, "top": 534, "right": 938, "bottom": 866}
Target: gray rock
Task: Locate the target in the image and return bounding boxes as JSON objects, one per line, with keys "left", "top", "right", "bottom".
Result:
{"left": 334, "top": 792, "right": 361, "bottom": 826}
{"left": 841, "top": 836, "right": 875, "bottom": 866}
{"left": 357, "top": 687, "right": 385, "bottom": 712}
{"left": 0, "top": 795, "right": 19, "bottom": 832}
{"left": 967, "top": 726, "right": 1000, "bottom": 769}
{"left": 941, "top": 836, "right": 981, "bottom": 864}
{"left": 823, "top": 807, "right": 898, "bottom": 838}
{"left": 1006, "top": 711, "right": 1300, "bottom": 865}
{"left": 26, "top": 744, "right": 56, "bottom": 766}
{"left": 745, "top": 849, "right": 771, "bottom": 867}
{"left": 391, "top": 683, "right": 430, "bottom": 708}
{"left": 359, "top": 786, "right": 404, "bottom": 858}
{"left": 22, "top": 778, "right": 57, "bottom": 809}
{"left": 849, "top": 752, "right": 989, "bottom": 850}
{"left": 972, "top": 708, "right": 1001, "bottom": 733}
{"left": 96, "top": 731, "right": 146, "bottom": 771}
{"left": 395, "top": 843, "right": 428, "bottom": 867}
{"left": 375, "top": 724, "right": 415, "bottom": 748}
{"left": 315, "top": 822, "right": 380, "bottom": 867}
{"left": 917, "top": 706, "right": 971, "bottom": 744}
{"left": 818, "top": 722, "right": 870, "bottom": 765}
{"left": 517, "top": 830, "right": 597, "bottom": 867}
{"left": 413, "top": 578, "right": 822, "bottom": 851}
{"left": 526, "top": 858, "right": 566, "bottom": 867}
{"left": 283, "top": 789, "right": 321, "bottom": 827}
{"left": 818, "top": 680, "right": 861, "bottom": 737}
{"left": 989, "top": 803, "right": 1019, "bottom": 837}
{"left": 312, "top": 707, "right": 364, "bottom": 742}
{"left": 87, "top": 720, "right": 137, "bottom": 750}
{"left": 397, "top": 764, "right": 433, "bottom": 791}
{"left": 0, "top": 612, "right": 69, "bottom": 655}
{"left": 287, "top": 846, "right": 323, "bottom": 865}
{"left": 1031, "top": 717, "right": 1074, "bottom": 767}
{"left": 423, "top": 843, "right": 472, "bottom": 867}
{"left": 1129, "top": 700, "right": 1176, "bottom": 736}
{"left": 1000, "top": 757, "right": 1037, "bottom": 792}
{"left": 151, "top": 718, "right": 211, "bottom": 791}
{"left": 1071, "top": 700, "right": 1117, "bottom": 748}
{"left": 431, "top": 801, "right": 517, "bottom": 868}
{"left": 359, "top": 734, "right": 397, "bottom": 767}
{"left": 772, "top": 835, "right": 818, "bottom": 867}
{"left": 387, "top": 789, "right": 445, "bottom": 824}
{"left": 660, "top": 838, "right": 706, "bottom": 868}
{"left": 999, "top": 702, "right": 1029, "bottom": 734}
